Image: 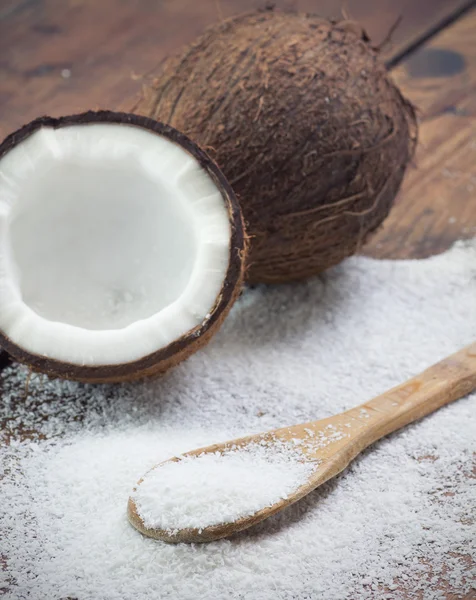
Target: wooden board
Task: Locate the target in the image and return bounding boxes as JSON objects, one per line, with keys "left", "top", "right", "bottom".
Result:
{"left": 0, "top": 0, "right": 472, "bottom": 139}
{"left": 365, "top": 6, "right": 476, "bottom": 258}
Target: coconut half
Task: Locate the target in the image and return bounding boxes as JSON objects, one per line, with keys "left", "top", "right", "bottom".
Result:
{"left": 0, "top": 112, "right": 245, "bottom": 382}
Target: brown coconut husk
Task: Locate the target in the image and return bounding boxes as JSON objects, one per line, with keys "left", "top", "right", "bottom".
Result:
{"left": 134, "top": 10, "right": 417, "bottom": 283}
{"left": 0, "top": 111, "right": 246, "bottom": 383}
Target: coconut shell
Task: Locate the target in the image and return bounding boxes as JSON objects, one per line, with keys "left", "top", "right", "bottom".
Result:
{"left": 0, "top": 348, "right": 11, "bottom": 371}
{"left": 0, "top": 111, "right": 246, "bottom": 383}
{"left": 134, "top": 10, "right": 417, "bottom": 283}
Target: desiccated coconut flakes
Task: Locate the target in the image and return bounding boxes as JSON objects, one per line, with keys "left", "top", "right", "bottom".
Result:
{"left": 1, "top": 240, "right": 475, "bottom": 600}
{"left": 132, "top": 441, "right": 316, "bottom": 533}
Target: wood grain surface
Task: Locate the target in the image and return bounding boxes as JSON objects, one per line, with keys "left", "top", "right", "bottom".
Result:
{"left": 0, "top": 0, "right": 472, "bottom": 137}
{"left": 365, "top": 6, "right": 476, "bottom": 258}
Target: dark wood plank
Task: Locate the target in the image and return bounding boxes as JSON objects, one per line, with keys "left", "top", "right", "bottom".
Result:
{"left": 365, "top": 7, "right": 476, "bottom": 259}
{"left": 0, "top": 0, "right": 471, "bottom": 139}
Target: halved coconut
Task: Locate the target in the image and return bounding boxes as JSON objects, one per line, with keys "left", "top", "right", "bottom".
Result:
{"left": 0, "top": 112, "right": 245, "bottom": 383}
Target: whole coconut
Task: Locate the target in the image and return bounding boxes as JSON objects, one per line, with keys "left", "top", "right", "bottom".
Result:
{"left": 135, "top": 9, "right": 417, "bottom": 283}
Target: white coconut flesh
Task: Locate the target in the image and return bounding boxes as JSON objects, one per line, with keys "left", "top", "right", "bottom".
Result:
{"left": 0, "top": 123, "right": 231, "bottom": 366}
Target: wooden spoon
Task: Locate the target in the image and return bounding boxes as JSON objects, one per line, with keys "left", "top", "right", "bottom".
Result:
{"left": 128, "top": 342, "right": 476, "bottom": 543}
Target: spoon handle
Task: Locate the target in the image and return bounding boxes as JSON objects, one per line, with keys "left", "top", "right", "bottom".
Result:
{"left": 345, "top": 342, "right": 476, "bottom": 450}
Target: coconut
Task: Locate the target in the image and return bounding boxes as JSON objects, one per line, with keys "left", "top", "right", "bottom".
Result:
{"left": 135, "top": 9, "right": 417, "bottom": 283}
{"left": 0, "top": 111, "right": 245, "bottom": 383}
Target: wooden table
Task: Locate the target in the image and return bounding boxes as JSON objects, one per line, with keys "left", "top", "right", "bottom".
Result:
{"left": 1, "top": 1, "right": 475, "bottom": 598}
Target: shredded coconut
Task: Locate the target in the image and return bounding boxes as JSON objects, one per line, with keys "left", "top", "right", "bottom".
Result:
{"left": 132, "top": 441, "right": 315, "bottom": 532}
{"left": 1, "top": 241, "right": 475, "bottom": 600}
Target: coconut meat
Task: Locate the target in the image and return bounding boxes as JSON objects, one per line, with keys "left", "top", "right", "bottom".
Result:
{"left": 0, "top": 123, "right": 231, "bottom": 365}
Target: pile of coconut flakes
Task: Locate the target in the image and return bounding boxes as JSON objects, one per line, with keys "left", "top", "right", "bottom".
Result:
{"left": 1, "top": 241, "right": 475, "bottom": 600}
